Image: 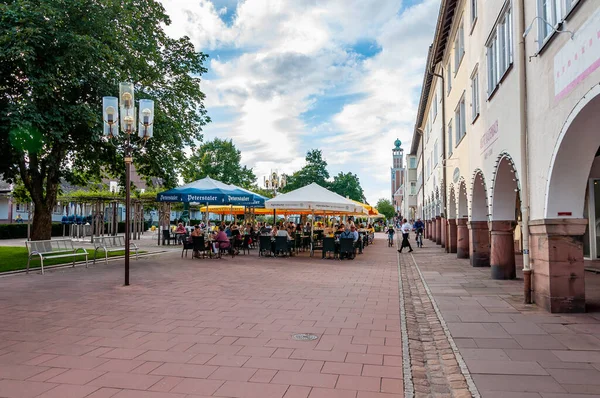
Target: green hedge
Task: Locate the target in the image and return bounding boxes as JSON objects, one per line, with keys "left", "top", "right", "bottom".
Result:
{"left": 0, "top": 221, "right": 151, "bottom": 240}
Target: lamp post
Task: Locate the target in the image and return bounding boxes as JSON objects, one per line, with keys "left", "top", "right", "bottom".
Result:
{"left": 103, "top": 83, "right": 154, "bottom": 286}
{"left": 263, "top": 170, "right": 286, "bottom": 196}
{"left": 264, "top": 171, "right": 286, "bottom": 226}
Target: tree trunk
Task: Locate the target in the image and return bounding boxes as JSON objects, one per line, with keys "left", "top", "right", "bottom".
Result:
{"left": 30, "top": 203, "right": 52, "bottom": 241}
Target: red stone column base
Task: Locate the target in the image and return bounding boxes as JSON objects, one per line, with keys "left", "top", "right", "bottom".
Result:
{"left": 447, "top": 219, "right": 457, "bottom": 254}
{"left": 530, "top": 219, "right": 587, "bottom": 313}
{"left": 435, "top": 216, "right": 442, "bottom": 246}
{"left": 431, "top": 219, "right": 437, "bottom": 241}
{"left": 468, "top": 221, "right": 490, "bottom": 267}
{"left": 426, "top": 221, "right": 431, "bottom": 240}
{"left": 440, "top": 217, "right": 446, "bottom": 248}
{"left": 457, "top": 218, "right": 469, "bottom": 259}
{"left": 490, "top": 220, "right": 516, "bottom": 280}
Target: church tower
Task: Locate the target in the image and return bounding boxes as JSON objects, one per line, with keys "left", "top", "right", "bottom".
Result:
{"left": 391, "top": 139, "right": 404, "bottom": 214}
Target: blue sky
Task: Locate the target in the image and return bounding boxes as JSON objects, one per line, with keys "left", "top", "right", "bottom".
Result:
{"left": 160, "top": 0, "right": 440, "bottom": 204}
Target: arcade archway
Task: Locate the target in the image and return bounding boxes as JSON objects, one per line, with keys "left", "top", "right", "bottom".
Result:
{"left": 469, "top": 171, "right": 490, "bottom": 267}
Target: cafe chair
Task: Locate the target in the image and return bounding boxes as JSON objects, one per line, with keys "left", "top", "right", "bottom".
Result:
{"left": 322, "top": 237, "right": 336, "bottom": 259}
{"left": 274, "top": 236, "right": 289, "bottom": 257}
{"left": 339, "top": 238, "right": 356, "bottom": 260}
{"left": 259, "top": 236, "right": 273, "bottom": 257}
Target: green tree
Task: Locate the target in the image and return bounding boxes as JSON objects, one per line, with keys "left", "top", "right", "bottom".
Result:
{"left": 249, "top": 185, "right": 275, "bottom": 199}
{"left": 0, "top": 0, "right": 209, "bottom": 239}
{"left": 376, "top": 198, "right": 395, "bottom": 220}
{"left": 329, "top": 172, "right": 365, "bottom": 202}
{"left": 283, "top": 149, "right": 330, "bottom": 192}
{"left": 182, "top": 138, "right": 256, "bottom": 188}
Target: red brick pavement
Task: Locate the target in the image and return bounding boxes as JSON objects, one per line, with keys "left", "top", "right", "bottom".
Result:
{"left": 0, "top": 243, "right": 405, "bottom": 398}
{"left": 411, "top": 245, "right": 600, "bottom": 397}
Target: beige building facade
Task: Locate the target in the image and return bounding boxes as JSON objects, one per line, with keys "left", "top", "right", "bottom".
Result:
{"left": 411, "top": 0, "right": 599, "bottom": 312}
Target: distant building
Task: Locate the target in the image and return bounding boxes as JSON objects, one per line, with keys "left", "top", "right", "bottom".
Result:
{"left": 391, "top": 139, "right": 405, "bottom": 214}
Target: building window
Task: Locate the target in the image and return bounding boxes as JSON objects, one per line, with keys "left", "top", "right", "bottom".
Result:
{"left": 471, "top": 68, "right": 480, "bottom": 121}
{"left": 16, "top": 203, "right": 30, "bottom": 212}
{"left": 410, "top": 182, "right": 417, "bottom": 195}
{"left": 409, "top": 157, "right": 417, "bottom": 169}
{"left": 447, "top": 63, "right": 452, "bottom": 94}
{"left": 486, "top": 4, "right": 513, "bottom": 95}
{"left": 455, "top": 94, "right": 466, "bottom": 146}
{"left": 537, "top": 0, "right": 578, "bottom": 42}
{"left": 434, "top": 140, "right": 439, "bottom": 166}
{"left": 471, "top": 0, "right": 478, "bottom": 24}
{"left": 433, "top": 93, "right": 438, "bottom": 120}
{"left": 447, "top": 121, "right": 453, "bottom": 156}
{"left": 454, "top": 23, "right": 465, "bottom": 73}
{"left": 53, "top": 204, "right": 62, "bottom": 214}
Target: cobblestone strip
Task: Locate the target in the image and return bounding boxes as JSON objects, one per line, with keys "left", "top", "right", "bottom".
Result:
{"left": 398, "top": 252, "right": 477, "bottom": 398}
{"left": 396, "top": 250, "right": 415, "bottom": 398}
{"left": 409, "top": 253, "right": 480, "bottom": 398}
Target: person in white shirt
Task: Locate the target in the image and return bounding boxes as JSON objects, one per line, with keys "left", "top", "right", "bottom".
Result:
{"left": 398, "top": 218, "right": 414, "bottom": 253}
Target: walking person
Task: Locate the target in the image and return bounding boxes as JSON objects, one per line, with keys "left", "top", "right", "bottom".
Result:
{"left": 397, "top": 218, "right": 414, "bottom": 253}
{"left": 413, "top": 218, "right": 425, "bottom": 248}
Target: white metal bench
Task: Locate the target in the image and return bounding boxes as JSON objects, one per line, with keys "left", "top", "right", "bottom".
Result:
{"left": 26, "top": 239, "right": 89, "bottom": 275}
{"left": 93, "top": 235, "right": 139, "bottom": 265}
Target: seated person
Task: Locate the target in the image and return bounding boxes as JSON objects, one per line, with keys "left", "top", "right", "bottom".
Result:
{"left": 212, "top": 225, "right": 230, "bottom": 254}
{"left": 276, "top": 225, "right": 293, "bottom": 241}
{"left": 175, "top": 222, "right": 186, "bottom": 234}
{"left": 175, "top": 222, "right": 187, "bottom": 243}
{"left": 191, "top": 225, "right": 202, "bottom": 237}
{"left": 339, "top": 226, "right": 359, "bottom": 258}
{"left": 303, "top": 222, "right": 312, "bottom": 234}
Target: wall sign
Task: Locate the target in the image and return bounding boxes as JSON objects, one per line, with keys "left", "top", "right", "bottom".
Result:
{"left": 554, "top": 7, "right": 600, "bottom": 100}
{"left": 480, "top": 120, "right": 499, "bottom": 158}
{"left": 453, "top": 167, "right": 460, "bottom": 183}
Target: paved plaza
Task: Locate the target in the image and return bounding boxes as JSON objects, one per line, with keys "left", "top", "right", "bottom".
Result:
{"left": 2, "top": 237, "right": 600, "bottom": 397}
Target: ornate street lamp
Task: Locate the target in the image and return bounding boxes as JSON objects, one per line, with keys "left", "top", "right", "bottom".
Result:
{"left": 102, "top": 83, "right": 154, "bottom": 286}
{"left": 263, "top": 170, "right": 286, "bottom": 195}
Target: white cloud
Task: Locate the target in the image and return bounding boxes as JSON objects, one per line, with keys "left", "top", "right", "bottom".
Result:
{"left": 159, "top": 0, "right": 440, "bottom": 204}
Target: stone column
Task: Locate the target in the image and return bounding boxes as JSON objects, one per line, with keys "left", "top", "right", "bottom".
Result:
{"left": 431, "top": 218, "right": 437, "bottom": 241}
{"left": 468, "top": 221, "right": 490, "bottom": 267}
{"left": 529, "top": 219, "right": 587, "bottom": 313}
{"left": 490, "top": 221, "right": 516, "bottom": 280}
{"left": 436, "top": 216, "right": 442, "bottom": 245}
{"left": 447, "top": 219, "right": 458, "bottom": 253}
{"left": 457, "top": 218, "right": 469, "bottom": 258}
{"left": 440, "top": 217, "right": 446, "bottom": 247}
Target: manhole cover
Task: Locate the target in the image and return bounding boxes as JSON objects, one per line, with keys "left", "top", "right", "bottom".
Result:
{"left": 292, "top": 333, "right": 319, "bottom": 341}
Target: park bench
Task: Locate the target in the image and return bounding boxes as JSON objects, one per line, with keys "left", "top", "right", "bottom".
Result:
{"left": 26, "top": 239, "right": 89, "bottom": 275}
{"left": 93, "top": 235, "right": 139, "bottom": 265}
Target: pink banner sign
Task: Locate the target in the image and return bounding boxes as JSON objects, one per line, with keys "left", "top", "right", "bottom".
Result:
{"left": 554, "top": 7, "right": 600, "bottom": 100}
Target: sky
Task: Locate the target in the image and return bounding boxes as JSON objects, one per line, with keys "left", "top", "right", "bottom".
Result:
{"left": 158, "top": 0, "right": 440, "bottom": 204}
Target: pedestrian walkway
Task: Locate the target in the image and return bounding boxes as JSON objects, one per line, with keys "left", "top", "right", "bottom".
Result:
{"left": 4, "top": 236, "right": 600, "bottom": 397}
{"left": 406, "top": 246, "right": 600, "bottom": 397}
{"left": 0, "top": 241, "right": 404, "bottom": 398}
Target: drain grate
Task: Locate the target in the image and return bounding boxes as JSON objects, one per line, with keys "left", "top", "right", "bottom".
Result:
{"left": 292, "top": 333, "right": 319, "bottom": 341}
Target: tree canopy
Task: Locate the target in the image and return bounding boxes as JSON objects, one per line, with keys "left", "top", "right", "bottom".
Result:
{"left": 376, "top": 198, "right": 395, "bottom": 220}
{"left": 329, "top": 172, "right": 365, "bottom": 202}
{"left": 0, "top": 0, "right": 209, "bottom": 239}
{"left": 283, "top": 149, "right": 330, "bottom": 192}
{"left": 182, "top": 138, "right": 256, "bottom": 188}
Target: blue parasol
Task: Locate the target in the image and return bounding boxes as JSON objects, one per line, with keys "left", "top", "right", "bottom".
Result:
{"left": 156, "top": 176, "right": 266, "bottom": 206}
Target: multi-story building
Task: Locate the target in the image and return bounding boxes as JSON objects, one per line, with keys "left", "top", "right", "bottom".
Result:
{"left": 410, "top": 0, "right": 599, "bottom": 313}
{"left": 402, "top": 153, "right": 419, "bottom": 221}
{"left": 390, "top": 139, "right": 405, "bottom": 214}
